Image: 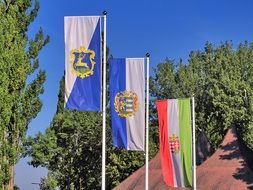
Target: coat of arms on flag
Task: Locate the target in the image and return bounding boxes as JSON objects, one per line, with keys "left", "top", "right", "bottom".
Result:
{"left": 169, "top": 134, "right": 180, "bottom": 154}
{"left": 114, "top": 90, "right": 138, "bottom": 117}
{"left": 70, "top": 46, "right": 96, "bottom": 78}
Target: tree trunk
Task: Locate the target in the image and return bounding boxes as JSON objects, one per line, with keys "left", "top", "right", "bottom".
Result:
{"left": 8, "top": 166, "right": 14, "bottom": 190}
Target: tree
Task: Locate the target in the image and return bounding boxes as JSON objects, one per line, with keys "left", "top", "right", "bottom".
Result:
{"left": 39, "top": 172, "right": 58, "bottom": 190}
{"left": 26, "top": 77, "right": 158, "bottom": 189}
{"left": 0, "top": 1, "right": 49, "bottom": 188}
{"left": 13, "top": 185, "right": 20, "bottom": 190}
{"left": 150, "top": 42, "right": 253, "bottom": 150}
{"left": 27, "top": 40, "right": 253, "bottom": 189}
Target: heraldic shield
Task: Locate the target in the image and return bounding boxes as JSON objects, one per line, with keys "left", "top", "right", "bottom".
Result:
{"left": 70, "top": 46, "right": 96, "bottom": 78}
{"left": 114, "top": 90, "right": 139, "bottom": 118}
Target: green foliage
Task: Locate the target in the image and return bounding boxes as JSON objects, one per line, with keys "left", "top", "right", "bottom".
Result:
{"left": 106, "top": 149, "right": 144, "bottom": 188}
{"left": 150, "top": 42, "right": 253, "bottom": 150}
{"left": 14, "top": 185, "right": 20, "bottom": 190}
{"left": 39, "top": 172, "right": 58, "bottom": 190}
{"left": 0, "top": 0, "right": 49, "bottom": 187}
{"left": 26, "top": 76, "right": 158, "bottom": 189}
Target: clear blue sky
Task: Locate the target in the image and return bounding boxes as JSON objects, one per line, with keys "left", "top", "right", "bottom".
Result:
{"left": 15, "top": 0, "right": 253, "bottom": 189}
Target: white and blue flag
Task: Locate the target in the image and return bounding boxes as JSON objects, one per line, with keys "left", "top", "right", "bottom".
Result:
{"left": 109, "top": 58, "right": 145, "bottom": 151}
{"left": 64, "top": 16, "right": 101, "bottom": 111}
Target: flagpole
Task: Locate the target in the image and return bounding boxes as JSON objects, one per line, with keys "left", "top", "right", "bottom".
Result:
{"left": 145, "top": 53, "right": 150, "bottom": 190}
{"left": 102, "top": 11, "right": 107, "bottom": 190}
{"left": 192, "top": 96, "right": 196, "bottom": 190}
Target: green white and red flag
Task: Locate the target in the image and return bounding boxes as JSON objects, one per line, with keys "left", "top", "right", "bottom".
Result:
{"left": 156, "top": 99, "right": 192, "bottom": 187}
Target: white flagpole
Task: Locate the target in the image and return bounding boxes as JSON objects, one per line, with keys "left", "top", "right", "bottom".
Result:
{"left": 145, "top": 53, "right": 150, "bottom": 190}
{"left": 102, "top": 11, "right": 107, "bottom": 190}
{"left": 192, "top": 96, "right": 197, "bottom": 190}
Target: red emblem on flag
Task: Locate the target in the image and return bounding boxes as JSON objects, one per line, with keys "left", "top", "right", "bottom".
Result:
{"left": 169, "top": 134, "right": 180, "bottom": 154}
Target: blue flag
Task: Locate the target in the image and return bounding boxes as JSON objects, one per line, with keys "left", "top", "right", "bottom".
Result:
{"left": 109, "top": 58, "right": 145, "bottom": 150}
{"left": 64, "top": 16, "right": 101, "bottom": 111}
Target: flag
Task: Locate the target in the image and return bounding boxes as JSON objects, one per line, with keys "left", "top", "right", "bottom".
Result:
{"left": 109, "top": 58, "right": 145, "bottom": 151}
{"left": 64, "top": 16, "right": 101, "bottom": 111}
{"left": 156, "top": 99, "right": 192, "bottom": 187}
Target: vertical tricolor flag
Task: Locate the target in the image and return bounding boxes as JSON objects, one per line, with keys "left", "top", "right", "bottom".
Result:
{"left": 156, "top": 99, "right": 192, "bottom": 187}
{"left": 109, "top": 58, "right": 145, "bottom": 151}
{"left": 64, "top": 16, "right": 101, "bottom": 111}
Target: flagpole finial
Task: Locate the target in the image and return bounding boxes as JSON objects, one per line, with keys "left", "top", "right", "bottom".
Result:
{"left": 103, "top": 11, "right": 107, "bottom": 15}
{"left": 146, "top": 53, "right": 150, "bottom": 57}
